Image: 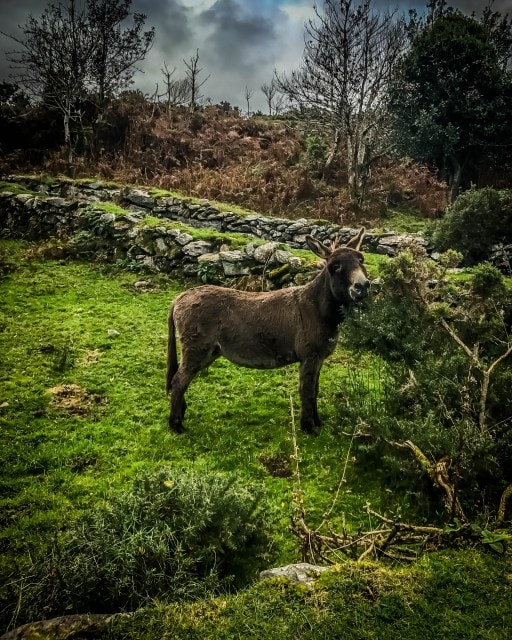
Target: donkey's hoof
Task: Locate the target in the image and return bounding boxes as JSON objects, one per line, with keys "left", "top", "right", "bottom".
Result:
{"left": 300, "top": 419, "right": 319, "bottom": 435}
{"left": 169, "top": 416, "right": 185, "bottom": 434}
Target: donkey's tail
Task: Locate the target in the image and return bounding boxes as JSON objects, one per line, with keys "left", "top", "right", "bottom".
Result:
{"left": 166, "top": 303, "right": 179, "bottom": 394}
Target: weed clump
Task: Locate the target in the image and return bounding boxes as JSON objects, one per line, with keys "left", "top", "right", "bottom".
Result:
{"left": 13, "top": 467, "right": 270, "bottom": 625}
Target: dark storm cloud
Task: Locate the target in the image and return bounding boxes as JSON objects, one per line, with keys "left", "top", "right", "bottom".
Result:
{"left": 0, "top": 0, "right": 47, "bottom": 83}
{"left": 451, "top": 0, "right": 512, "bottom": 14}
{"left": 132, "top": 0, "right": 298, "bottom": 110}
{"left": 2, "top": 0, "right": 512, "bottom": 110}
{"left": 198, "top": 0, "right": 282, "bottom": 68}
{"left": 179, "top": 0, "right": 291, "bottom": 108}
{"left": 132, "top": 0, "right": 192, "bottom": 57}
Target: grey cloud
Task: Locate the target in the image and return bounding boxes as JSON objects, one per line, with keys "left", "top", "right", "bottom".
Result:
{"left": 2, "top": 0, "right": 511, "bottom": 111}
{"left": 134, "top": 0, "right": 296, "bottom": 110}
{"left": 132, "top": 0, "right": 192, "bottom": 57}
{"left": 199, "top": 0, "right": 282, "bottom": 67}
{"left": 451, "top": 0, "right": 512, "bottom": 14}
{"left": 0, "top": 1, "right": 47, "bottom": 83}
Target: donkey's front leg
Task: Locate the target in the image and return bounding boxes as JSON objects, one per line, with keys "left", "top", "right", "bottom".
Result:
{"left": 299, "top": 358, "right": 323, "bottom": 434}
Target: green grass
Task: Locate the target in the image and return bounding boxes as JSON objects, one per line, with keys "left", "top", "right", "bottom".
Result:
{"left": 1, "top": 240, "right": 511, "bottom": 638}
{"left": 76, "top": 177, "right": 125, "bottom": 189}
{"left": 148, "top": 186, "right": 262, "bottom": 218}
{"left": 92, "top": 201, "right": 130, "bottom": 216}
{"left": 139, "top": 216, "right": 258, "bottom": 249}
{"left": 0, "top": 181, "right": 39, "bottom": 196}
{"left": 0, "top": 241, "right": 383, "bottom": 583}
{"left": 377, "top": 208, "right": 432, "bottom": 234}
{"left": 108, "top": 549, "right": 512, "bottom": 639}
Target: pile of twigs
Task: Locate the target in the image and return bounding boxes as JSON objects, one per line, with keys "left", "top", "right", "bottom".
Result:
{"left": 288, "top": 398, "right": 511, "bottom": 565}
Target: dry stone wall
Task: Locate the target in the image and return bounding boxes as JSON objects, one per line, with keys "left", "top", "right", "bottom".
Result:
{"left": 11, "top": 175, "right": 503, "bottom": 286}
{"left": 0, "top": 179, "right": 314, "bottom": 288}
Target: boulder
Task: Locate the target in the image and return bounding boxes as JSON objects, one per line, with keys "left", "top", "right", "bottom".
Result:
{"left": 175, "top": 232, "right": 194, "bottom": 246}
{"left": 222, "top": 261, "right": 251, "bottom": 276}
{"left": 219, "top": 249, "right": 244, "bottom": 263}
{"left": 254, "top": 242, "right": 279, "bottom": 263}
{"left": 123, "top": 189, "right": 155, "bottom": 209}
{"left": 260, "top": 563, "right": 329, "bottom": 587}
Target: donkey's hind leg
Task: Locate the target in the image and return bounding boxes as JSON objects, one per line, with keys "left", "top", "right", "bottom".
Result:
{"left": 169, "top": 366, "right": 194, "bottom": 433}
{"left": 168, "top": 345, "right": 219, "bottom": 433}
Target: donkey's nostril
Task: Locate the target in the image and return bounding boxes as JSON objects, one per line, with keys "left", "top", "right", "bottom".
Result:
{"left": 354, "top": 280, "right": 370, "bottom": 297}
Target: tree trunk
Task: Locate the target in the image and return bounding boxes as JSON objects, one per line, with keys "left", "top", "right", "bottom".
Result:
{"left": 347, "top": 130, "right": 370, "bottom": 203}
{"left": 63, "top": 112, "right": 73, "bottom": 166}
{"left": 321, "top": 129, "right": 342, "bottom": 181}
{"left": 449, "top": 155, "right": 463, "bottom": 202}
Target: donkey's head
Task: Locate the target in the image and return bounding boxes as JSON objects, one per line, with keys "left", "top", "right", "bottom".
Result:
{"left": 306, "top": 228, "right": 370, "bottom": 304}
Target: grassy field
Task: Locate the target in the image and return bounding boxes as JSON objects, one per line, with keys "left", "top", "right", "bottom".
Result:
{"left": 1, "top": 239, "right": 511, "bottom": 638}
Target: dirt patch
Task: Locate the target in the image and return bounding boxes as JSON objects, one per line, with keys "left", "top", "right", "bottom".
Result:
{"left": 259, "top": 453, "right": 292, "bottom": 478}
{"left": 78, "top": 349, "right": 102, "bottom": 366}
{"left": 47, "top": 383, "right": 106, "bottom": 416}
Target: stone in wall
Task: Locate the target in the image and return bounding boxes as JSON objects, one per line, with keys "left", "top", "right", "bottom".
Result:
{"left": 182, "top": 240, "right": 213, "bottom": 258}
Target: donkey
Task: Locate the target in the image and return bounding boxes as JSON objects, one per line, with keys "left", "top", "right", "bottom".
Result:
{"left": 166, "top": 228, "right": 370, "bottom": 434}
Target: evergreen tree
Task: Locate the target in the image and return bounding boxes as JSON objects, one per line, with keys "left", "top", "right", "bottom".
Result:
{"left": 389, "top": 9, "right": 512, "bottom": 200}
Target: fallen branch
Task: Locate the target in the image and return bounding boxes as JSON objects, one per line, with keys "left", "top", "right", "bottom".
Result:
{"left": 290, "top": 503, "right": 448, "bottom": 565}
{"left": 403, "top": 440, "right": 467, "bottom": 523}
{"left": 495, "top": 483, "right": 512, "bottom": 526}
{"left": 1, "top": 613, "right": 125, "bottom": 640}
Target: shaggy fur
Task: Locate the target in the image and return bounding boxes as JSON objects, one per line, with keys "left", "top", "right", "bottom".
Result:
{"left": 167, "top": 228, "right": 369, "bottom": 433}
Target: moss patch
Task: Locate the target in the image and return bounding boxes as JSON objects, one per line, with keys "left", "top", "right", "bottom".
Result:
{"left": 110, "top": 549, "right": 512, "bottom": 640}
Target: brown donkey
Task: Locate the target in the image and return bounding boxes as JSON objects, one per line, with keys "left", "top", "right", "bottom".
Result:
{"left": 167, "top": 228, "right": 370, "bottom": 434}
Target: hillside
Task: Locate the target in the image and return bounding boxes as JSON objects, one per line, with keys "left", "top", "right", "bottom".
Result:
{"left": 1, "top": 223, "right": 511, "bottom": 637}
{"left": 0, "top": 100, "right": 448, "bottom": 227}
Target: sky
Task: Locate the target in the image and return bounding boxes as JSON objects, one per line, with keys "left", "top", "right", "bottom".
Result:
{"left": 0, "top": 0, "right": 510, "bottom": 112}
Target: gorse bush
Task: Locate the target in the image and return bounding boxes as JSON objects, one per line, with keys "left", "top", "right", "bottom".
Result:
{"left": 433, "top": 188, "right": 512, "bottom": 264}
{"left": 342, "top": 242, "right": 512, "bottom": 519}
{"left": 18, "top": 467, "right": 270, "bottom": 623}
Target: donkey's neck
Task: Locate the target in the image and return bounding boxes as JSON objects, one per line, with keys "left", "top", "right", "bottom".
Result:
{"left": 305, "top": 269, "right": 349, "bottom": 327}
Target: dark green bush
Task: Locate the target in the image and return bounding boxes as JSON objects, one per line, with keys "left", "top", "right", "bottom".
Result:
{"left": 433, "top": 188, "right": 512, "bottom": 264}
{"left": 341, "top": 243, "right": 512, "bottom": 518}
{"left": 19, "top": 467, "right": 270, "bottom": 622}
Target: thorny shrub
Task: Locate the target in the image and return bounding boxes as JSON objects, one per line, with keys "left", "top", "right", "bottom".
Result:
{"left": 342, "top": 241, "right": 512, "bottom": 520}
{"left": 9, "top": 467, "right": 271, "bottom": 626}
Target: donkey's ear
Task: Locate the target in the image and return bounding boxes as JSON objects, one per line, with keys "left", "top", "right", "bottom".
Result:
{"left": 305, "top": 235, "right": 331, "bottom": 259}
{"left": 345, "top": 227, "right": 365, "bottom": 251}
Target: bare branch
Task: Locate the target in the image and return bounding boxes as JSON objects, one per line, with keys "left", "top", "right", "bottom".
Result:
{"left": 276, "top": 0, "right": 406, "bottom": 200}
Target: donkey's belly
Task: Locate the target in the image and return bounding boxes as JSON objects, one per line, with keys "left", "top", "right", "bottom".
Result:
{"left": 218, "top": 334, "right": 297, "bottom": 369}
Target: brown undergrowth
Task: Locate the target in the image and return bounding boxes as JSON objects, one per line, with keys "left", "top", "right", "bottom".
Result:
{"left": 47, "top": 383, "right": 106, "bottom": 416}
{"left": 1, "top": 98, "right": 448, "bottom": 223}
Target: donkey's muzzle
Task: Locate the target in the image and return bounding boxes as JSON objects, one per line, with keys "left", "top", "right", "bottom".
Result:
{"left": 351, "top": 279, "right": 371, "bottom": 301}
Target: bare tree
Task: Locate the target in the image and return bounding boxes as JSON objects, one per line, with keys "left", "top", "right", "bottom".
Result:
{"left": 183, "top": 49, "right": 210, "bottom": 110}
{"left": 2, "top": 0, "right": 93, "bottom": 163}
{"left": 276, "top": 0, "right": 405, "bottom": 201}
{"left": 2, "top": 0, "right": 154, "bottom": 162}
{"left": 244, "top": 85, "right": 253, "bottom": 116}
{"left": 160, "top": 62, "right": 190, "bottom": 114}
{"left": 260, "top": 78, "right": 285, "bottom": 116}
